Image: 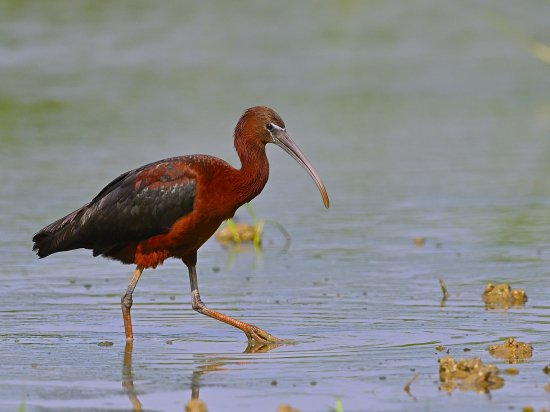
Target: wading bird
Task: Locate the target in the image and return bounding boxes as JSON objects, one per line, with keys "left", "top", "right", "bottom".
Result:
{"left": 33, "top": 106, "right": 329, "bottom": 346}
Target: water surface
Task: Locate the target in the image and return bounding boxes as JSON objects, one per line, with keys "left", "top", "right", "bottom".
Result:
{"left": 1, "top": 1, "right": 550, "bottom": 411}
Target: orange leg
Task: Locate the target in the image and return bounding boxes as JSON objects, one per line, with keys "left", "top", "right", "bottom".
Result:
{"left": 187, "top": 265, "right": 282, "bottom": 346}
{"left": 121, "top": 266, "right": 144, "bottom": 342}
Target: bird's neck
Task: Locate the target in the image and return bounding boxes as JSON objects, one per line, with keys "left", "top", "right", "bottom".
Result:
{"left": 233, "top": 141, "right": 270, "bottom": 206}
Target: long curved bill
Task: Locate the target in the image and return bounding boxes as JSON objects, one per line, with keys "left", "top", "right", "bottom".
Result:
{"left": 272, "top": 130, "right": 330, "bottom": 208}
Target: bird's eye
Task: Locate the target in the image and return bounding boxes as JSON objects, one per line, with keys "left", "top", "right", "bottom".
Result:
{"left": 266, "top": 123, "right": 274, "bottom": 131}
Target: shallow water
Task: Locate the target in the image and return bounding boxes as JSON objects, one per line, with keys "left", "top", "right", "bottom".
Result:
{"left": 1, "top": 1, "right": 550, "bottom": 411}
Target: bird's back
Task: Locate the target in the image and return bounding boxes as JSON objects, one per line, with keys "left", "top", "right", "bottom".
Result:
{"left": 32, "top": 156, "right": 199, "bottom": 260}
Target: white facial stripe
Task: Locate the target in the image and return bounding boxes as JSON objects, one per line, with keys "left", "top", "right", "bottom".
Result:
{"left": 267, "top": 123, "right": 286, "bottom": 143}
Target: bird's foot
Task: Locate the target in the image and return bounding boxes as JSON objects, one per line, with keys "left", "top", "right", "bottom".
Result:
{"left": 244, "top": 324, "right": 293, "bottom": 348}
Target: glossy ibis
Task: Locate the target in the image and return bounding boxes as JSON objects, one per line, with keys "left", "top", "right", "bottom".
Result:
{"left": 33, "top": 106, "right": 329, "bottom": 346}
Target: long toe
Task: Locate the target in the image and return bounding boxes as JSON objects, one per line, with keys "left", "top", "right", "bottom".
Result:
{"left": 245, "top": 324, "right": 287, "bottom": 346}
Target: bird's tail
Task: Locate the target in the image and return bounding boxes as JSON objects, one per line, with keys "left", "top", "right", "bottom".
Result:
{"left": 32, "top": 205, "right": 88, "bottom": 258}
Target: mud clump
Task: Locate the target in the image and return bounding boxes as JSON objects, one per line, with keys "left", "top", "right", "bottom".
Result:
{"left": 482, "top": 283, "right": 527, "bottom": 309}
{"left": 488, "top": 337, "right": 533, "bottom": 363}
{"left": 438, "top": 356, "right": 504, "bottom": 393}
{"left": 185, "top": 398, "right": 208, "bottom": 412}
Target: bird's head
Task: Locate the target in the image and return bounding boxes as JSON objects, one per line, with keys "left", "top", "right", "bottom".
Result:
{"left": 235, "top": 106, "right": 330, "bottom": 208}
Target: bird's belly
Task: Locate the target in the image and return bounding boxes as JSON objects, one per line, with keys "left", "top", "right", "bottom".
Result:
{"left": 134, "top": 212, "right": 224, "bottom": 268}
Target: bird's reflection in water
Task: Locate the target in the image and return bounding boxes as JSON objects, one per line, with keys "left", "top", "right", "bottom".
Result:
{"left": 122, "top": 342, "right": 143, "bottom": 411}
{"left": 224, "top": 242, "right": 263, "bottom": 270}
{"left": 122, "top": 341, "right": 282, "bottom": 411}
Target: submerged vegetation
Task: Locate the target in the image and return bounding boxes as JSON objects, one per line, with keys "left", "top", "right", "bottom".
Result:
{"left": 215, "top": 203, "right": 291, "bottom": 251}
